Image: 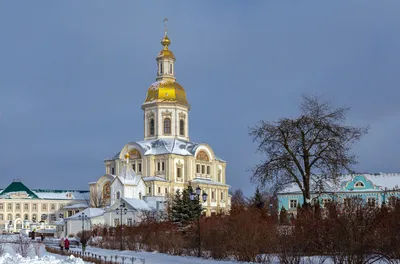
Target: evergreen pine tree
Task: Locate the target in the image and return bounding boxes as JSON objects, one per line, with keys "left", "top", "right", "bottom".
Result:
{"left": 279, "top": 206, "right": 288, "bottom": 225}
{"left": 251, "top": 187, "right": 265, "bottom": 209}
{"left": 170, "top": 186, "right": 203, "bottom": 226}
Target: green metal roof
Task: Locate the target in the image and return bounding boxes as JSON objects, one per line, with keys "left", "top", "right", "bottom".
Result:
{"left": 0, "top": 181, "right": 39, "bottom": 199}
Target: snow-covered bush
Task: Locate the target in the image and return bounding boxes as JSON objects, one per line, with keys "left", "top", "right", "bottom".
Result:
{"left": 12, "top": 235, "right": 31, "bottom": 257}
{"left": 0, "top": 237, "right": 5, "bottom": 256}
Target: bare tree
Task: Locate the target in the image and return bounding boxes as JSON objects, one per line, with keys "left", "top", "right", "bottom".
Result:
{"left": 86, "top": 187, "right": 106, "bottom": 208}
{"left": 12, "top": 235, "right": 31, "bottom": 257}
{"left": 249, "top": 95, "right": 368, "bottom": 208}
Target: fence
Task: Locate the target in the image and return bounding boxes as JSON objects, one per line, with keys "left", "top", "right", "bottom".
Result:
{"left": 45, "top": 246, "right": 146, "bottom": 264}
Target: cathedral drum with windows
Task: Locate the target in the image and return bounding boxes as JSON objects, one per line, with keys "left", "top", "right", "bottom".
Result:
{"left": 89, "top": 28, "right": 230, "bottom": 215}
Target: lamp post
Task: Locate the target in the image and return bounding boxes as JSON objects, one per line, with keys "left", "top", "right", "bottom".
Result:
{"left": 116, "top": 202, "right": 128, "bottom": 251}
{"left": 189, "top": 186, "right": 208, "bottom": 258}
{"left": 78, "top": 212, "right": 88, "bottom": 252}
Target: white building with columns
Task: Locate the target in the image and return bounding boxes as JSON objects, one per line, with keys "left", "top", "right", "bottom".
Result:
{"left": 89, "top": 28, "right": 231, "bottom": 216}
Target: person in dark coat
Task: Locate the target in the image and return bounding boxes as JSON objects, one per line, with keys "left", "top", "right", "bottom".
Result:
{"left": 41, "top": 234, "right": 44, "bottom": 242}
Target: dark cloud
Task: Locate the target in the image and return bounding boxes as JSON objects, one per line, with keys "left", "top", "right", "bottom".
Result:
{"left": 0, "top": 1, "right": 399, "bottom": 196}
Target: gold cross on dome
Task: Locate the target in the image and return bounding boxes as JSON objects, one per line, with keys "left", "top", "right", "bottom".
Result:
{"left": 163, "top": 17, "right": 169, "bottom": 34}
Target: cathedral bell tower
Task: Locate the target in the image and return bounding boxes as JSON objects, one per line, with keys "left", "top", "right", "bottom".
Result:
{"left": 141, "top": 19, "right": 190, "bottom": 142}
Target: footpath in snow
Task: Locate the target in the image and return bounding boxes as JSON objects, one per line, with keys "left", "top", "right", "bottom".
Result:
{"left": 71, "top": 246, "right": 253, "bottom": 264}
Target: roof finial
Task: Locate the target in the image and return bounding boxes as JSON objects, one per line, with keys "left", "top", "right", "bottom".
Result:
{"left": 163, "top": 17, "right": 169, "bottom": 36}
{"left": 161, "top": 18, "right": 171, "bottom": 48}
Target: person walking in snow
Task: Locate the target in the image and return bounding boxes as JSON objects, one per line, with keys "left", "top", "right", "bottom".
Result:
{"left": 59, "top": 237, "right": 65, "bottom": 251}
{"left": 64, "top": 237, "right": 70, "bottom": 251}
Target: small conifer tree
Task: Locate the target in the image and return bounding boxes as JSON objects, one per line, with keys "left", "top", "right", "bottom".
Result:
{"left": 279, "top": 206, "right": 288, "bottom": 225}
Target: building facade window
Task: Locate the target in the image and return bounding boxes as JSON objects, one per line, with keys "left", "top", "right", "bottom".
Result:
{"left": 289, "top": 199, "right": 298, "bottom": 209}
{"left": 158, "top": 187, "right": 161, "bottom": 194}
{"left": 163, "top": 118, "right": 171, "bottom": 134}
{"left": 211, "top": 191, "right": 215, "bottom": 201}
{"left": 221, "top": 192, "right": 224, "bottom": 201}
{"left": 207, "top": 166, "right": 210, "bottom": 175}
{"left": 0, "top": 203, "right": 3, "bottom": 210}
{"left": 127, "top": 218, "right": 133, "bottom": 226}
{"left": 367, "top": 197, "right": 376, "bottom": 206}
{"left": 196, "top": 164, "right": 200, "bottom": 174}
{"left": 169, "top": 64, "right": 173, "bottom": 74}
{"left": 0, "top": 214, "right": 3, "bottom": 220}
{"left": 51, "top": 204, "right": 56, "bottom": 210}
{"left": 7, "top": 204, "right": 12, "bottom": 211}
{"left": 16, "top": 214, "right": 21, "bottom": 219}
{"left": 139, "top": 192, "right": 142, "bottom": 200}
{"left": 32, "top": 214, "right": 37, "bottom": 222}
{"left": 201, "top": 165, "right": 205, "bottom": 174}
{"left": 149, "top": 119, "right": 155, "bottom": 136}
{"left": 148, "top": 187, "right": 151, "bottom": 195}
{"left": 138, "top": 163, "right": 142, "bottom": 173}
{"left": 16, "top": 204, "right": 20, "bottom": 210}
{"left": 42, "top": 204, "right": 47, "bottom": 210}
{"left": 114, "top": 218, "right": 120, "bottom": 226}
{"left": 322, "top": 199, "right": 332, "bottom": 207}
{"left": 177, "top": 167, "right": 182, "bottom": 178}
{"left": 218, "top": 171, "right": 221, "bottom": 182}
{"left": 111, "top": 167, "right": 115, "bottom": 175}
{"left": 32, "top": 204, "right": 37, "bottom": 211}
{"left": 179, "top": 119, "right": 185, "bottom": 136}
{"left": 24, "top": 204, "right": 28, "bottom": 210}
{"left": 354, "top": 181, "right": 364, "bottom": 188}
{"left": 116, "top": 191, "right": 121, "bottom": 200}
{"left": 7, "top": 214, "right": 12, "bottom": 221}
{"left": 132, "top": 163, "right": 136, "bottom": 171}
{"left": 24, "top": 214, "right": 28, "bottom": 220}
{"left": 165, "top": 187, "right": 168, "bottom": 194}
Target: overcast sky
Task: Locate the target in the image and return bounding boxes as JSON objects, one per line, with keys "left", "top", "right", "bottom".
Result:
{"left": 0, "top": 1, "right": 400, "bottom": 197}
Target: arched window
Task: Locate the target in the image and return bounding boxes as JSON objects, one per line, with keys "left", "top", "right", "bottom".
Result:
{"left": 179, "top": 119, "right": 185, "bottom": 136}
{"left": 24, "top": 214, "right": 28, "bottom": 220}
{"left": 32, "top": 214, "right": 37, "bottom": 222}
{"left": 354, "top": 181, "right": 364, "bottom": 188}
{"left": 149, "top": 119, "right": 155, "bottom": 136}
{"left": 116, "top": 191, "right": 121, "bottom": 200}
{"left": 164, "top": 118, "right": 171, "bottom": 134}
{"left": 15, "top": 214, "right": 21, "bottom": 219}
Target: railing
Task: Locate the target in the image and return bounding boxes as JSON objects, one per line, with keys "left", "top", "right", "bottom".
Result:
{"left": 45, "top": 246, "right": 145, "bottom": 264}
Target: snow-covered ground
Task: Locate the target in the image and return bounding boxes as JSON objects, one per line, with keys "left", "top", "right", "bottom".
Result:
{"left": 0, "top": 235, "right": 88, "bottom": 264}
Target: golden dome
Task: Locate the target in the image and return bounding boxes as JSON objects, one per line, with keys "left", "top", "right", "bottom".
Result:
{"left": 144, "top": 80, "right": 189, "bottom": 107}
{"left": 124, "top": 153, "right": 130, "bottom": 159}
{"left": 158, "top": 49, "right": 175, "bottom": 59}
{"left": 161, "top": 35, "right": 171, "bottom": 47}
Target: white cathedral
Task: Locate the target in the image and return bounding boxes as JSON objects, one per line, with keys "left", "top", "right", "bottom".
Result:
{"left": 88, "top": 27, "right": 231, "bottom": 222}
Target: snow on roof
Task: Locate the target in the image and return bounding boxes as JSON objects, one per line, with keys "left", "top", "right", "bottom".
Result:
{"left": 67, "top": 208, "right": 106, "bottom": 219}
{"left": 136, "top": 138, "right": 197, "bottom": 156}
{"left": 143, "top": 176, "right": 168, "bottom": 182}
{"left": 118, "top": 161, "right": 141, "bottom": 185}
{"left": 279, "top": 172, "right": 400, "bottom": 194}
{"left": 63, "top": 203, "right": 89, "bottom": 209}
{"left": 34, "top": 190, "right": 88, "bottom": 200}
{"left": 191, "top": 178, "right": 229, "bottom": 187}
{"left": 123, "top": 198, "right": 152, "bottom": 211}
